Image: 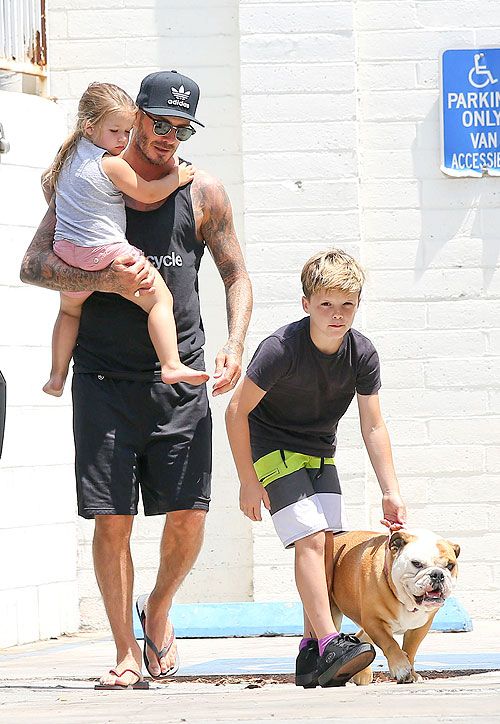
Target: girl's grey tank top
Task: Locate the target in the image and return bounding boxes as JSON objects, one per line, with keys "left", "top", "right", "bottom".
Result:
{"left": 54, "top": 137, "right": 126, "bottom": 247}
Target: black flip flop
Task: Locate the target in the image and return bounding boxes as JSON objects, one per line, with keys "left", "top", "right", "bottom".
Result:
{"left": 136, "top": 594, "right": 180, "bottom": 679}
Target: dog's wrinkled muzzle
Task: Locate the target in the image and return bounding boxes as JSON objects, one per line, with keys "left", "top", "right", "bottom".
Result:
{"left": 411, "top": 569, "right": 450, "bottom": 607}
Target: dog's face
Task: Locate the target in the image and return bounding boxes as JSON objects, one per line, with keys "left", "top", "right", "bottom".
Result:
{"left": 387, "top": 528, "right": 460, "bottom": 612}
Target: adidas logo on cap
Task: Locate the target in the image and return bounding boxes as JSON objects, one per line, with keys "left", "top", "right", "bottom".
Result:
{"left": 136, "top": 70, "right": 204, "bottom": 126}
{"left": 172, "top": 85, "right": 191, "bottom": 101}
{"left": 169, "top": 84, "right": 191, "bottom": 109}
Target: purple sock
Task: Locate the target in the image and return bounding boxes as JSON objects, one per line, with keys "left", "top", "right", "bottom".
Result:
{"left": 299, "top": 636, "right": 316, "bottom": 652}
{"left": 319, "top": 632, "right": 339, "bottom": 656}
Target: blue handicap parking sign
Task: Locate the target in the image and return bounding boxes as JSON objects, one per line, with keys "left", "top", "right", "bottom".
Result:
{"left": 441, "top": 48, "right": 500, "bottom": 176}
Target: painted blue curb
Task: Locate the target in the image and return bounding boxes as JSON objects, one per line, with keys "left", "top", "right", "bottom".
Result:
{"left": 133, "top": 596, "right": 472, "bottom": 639}
{"left": 178, "top": 651, "right": 500, "bottom": 676}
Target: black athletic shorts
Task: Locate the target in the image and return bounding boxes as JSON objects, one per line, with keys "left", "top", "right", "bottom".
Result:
{"left": 72, "top": 373, "right": 212, "bottom": 518}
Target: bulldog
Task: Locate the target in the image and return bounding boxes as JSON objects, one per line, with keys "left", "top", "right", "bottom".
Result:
{"left": 326, "top": 528, "right": 460, "bottom": 685}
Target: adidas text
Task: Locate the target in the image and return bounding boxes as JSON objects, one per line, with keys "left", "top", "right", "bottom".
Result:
{"left": 168, "top": 99, "right": 189, "bottom": 109}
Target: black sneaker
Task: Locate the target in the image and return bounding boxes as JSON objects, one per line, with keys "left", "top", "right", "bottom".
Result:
{"left": 295, "top": 639, "right": 319, "bottom": 688}
{"left": 317, "top": 633, "right": 375, "bottom": 688}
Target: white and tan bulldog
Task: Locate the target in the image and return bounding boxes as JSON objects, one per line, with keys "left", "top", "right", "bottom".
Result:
{"left": 326, "top": 528, "right": 460, "bottom": 685}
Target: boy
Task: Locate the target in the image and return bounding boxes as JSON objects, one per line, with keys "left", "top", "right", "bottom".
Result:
{"left": 225, "top": 249, "right": 407, "bottom": 688}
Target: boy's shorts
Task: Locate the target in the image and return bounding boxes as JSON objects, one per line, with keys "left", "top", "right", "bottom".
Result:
{"left": 253, "top": 449, "right": 349, "bottom": 548}
{"left": 54, "top": 239, "right": 142, "bottom": 299}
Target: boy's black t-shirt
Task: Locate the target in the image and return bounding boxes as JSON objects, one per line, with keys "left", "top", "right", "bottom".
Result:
{"left": 246, "top": 317, "right": 381, "bottom": 458}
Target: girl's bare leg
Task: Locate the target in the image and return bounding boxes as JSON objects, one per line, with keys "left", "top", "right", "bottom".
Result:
{"left": 43, "top": 293, "right": 85, "bottom": 396}
{"left": 127, "top": 269, "right": 209, "bottom": 386}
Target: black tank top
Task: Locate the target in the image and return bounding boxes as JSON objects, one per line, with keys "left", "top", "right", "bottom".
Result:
{"left": 73, "top": 180, "right": 206, "bottom": 380}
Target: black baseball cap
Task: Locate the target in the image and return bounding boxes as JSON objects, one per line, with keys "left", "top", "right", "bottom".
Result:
{"left": 136, "top": 70, "right": 204, "bottom": 127}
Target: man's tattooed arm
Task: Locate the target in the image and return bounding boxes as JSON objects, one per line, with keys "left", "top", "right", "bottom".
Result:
{"left": 20, "top": 200, "right": 155, "bottom": 295}
{"left": 193, "top": 171, "right": 253, "bottom": 352}
{"left": 20, "top": 200, "right": 97, "bottom": 292}
{"left": 192, "top": 171, "right": 253, "bottom": 395}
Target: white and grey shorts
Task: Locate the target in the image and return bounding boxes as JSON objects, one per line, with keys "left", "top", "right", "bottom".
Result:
{"left": 253, "top": 449, "right": 349, "bottom": 548}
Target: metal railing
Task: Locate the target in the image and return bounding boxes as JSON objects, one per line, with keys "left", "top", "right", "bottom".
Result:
{"left": 0, "top": 0, "right": 47, "bottom": 79}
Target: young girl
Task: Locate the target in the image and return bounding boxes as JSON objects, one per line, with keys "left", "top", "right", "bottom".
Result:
{"left": 42, "top": 82, "right": 209, "bottom": 396}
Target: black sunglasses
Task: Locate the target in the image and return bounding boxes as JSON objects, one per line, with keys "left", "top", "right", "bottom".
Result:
{"left": 142, "top": 110, "right": 195, "bottom": 141}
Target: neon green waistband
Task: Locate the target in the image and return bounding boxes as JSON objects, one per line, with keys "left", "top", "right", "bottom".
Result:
{"left": 254, "top": 449, "right": 335, "bottom": 488}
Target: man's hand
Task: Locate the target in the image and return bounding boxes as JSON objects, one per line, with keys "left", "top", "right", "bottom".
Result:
{"left": 100, "top": 254, "right": 156, "bottom": 296}
{"left": 212, "top": 343, "right": 243, "bottom": 397}
{"left": 381, "top": 492, "right": 407, "bottom": 530}
{"left": 240, "top": 480, "right": 270, "bottom": 522}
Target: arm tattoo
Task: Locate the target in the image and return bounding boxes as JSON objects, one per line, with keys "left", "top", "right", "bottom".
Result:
{"left": 192, "top": 173, "right": 253, "bottom": 352}
{"left": 20, "top": 201, "right": 111, "bottom": 292}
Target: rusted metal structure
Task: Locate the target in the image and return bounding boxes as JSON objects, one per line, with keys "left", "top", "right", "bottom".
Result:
{"left": 0, "top": 0, "right": 47, "bottom": 89}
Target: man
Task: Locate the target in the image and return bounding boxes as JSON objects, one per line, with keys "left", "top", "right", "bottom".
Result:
{"left": 20, "top": 70, "right": 252, "bottom": 688}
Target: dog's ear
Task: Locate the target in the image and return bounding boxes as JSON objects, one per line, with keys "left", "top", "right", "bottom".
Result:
{"left": 389, "top": 530, "right": 414, "bottom": 553}
{"left": 450, "top": 542, "right": 460, "bottom": 559}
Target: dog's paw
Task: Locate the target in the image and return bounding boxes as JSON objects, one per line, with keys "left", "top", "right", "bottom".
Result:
{"left": 394, "top": 667, "right": 416, "bottom": 684}
{"left": 351, "top": 666, "right": 373, "bottom": 686}
{"left": 396, "top": 667, "right": 422, "bottom": 684}
{"left": 390, "top": 660, "right": 414, "bottom": 684}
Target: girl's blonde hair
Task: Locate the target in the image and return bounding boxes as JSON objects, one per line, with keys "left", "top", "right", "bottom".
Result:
{"left": 301, "top": 248, "right": 366, "bottom": 298}
{"left": 42, "top": 82, "right": 136, "bottom": 197}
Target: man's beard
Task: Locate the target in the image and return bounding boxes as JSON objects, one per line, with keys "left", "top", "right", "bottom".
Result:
{"left": 134, "top": 126, "right": 174, "bottom": 167}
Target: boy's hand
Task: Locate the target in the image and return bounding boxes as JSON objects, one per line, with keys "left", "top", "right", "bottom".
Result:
{"left": 381, "top": 519, "right": 405, "bottom": 532}
{"left": 176, "top": 161, "right": 196, "bottom": 187}
{"left": 240, "top": 481, "right": 271, "bottom": 522}
{"left": 381, "top": 492, "right": 407, "bottom": 530}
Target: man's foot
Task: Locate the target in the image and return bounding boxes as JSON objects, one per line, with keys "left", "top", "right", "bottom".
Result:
{"left": 95, "top": 668, "right": 149, "bottom": 690}
{"left": 317, "top": 634, "right": 376, "bottom": 688}
{"left": 42, "top": 374, "right": 66, "bottom": 397}
{"left": 136, "top": 594, "right": 179, "bottom": 679}
{"left": 295, "top": 639, "right": 319, "bottom": 688}
{"left": 97, "top": 648, "right": 144, "bottom": 688}
{"left": 161, "top": 363, "right": 209, "bottom": 387}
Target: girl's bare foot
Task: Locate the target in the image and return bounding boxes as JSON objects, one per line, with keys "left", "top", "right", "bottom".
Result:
{"left": 43, "top": 374, "right": 66, "bottom": 397}
{"left": 161, "top": 364, "right": 209, "bottom": 386}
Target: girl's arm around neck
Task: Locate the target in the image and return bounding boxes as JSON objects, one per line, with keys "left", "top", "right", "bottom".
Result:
{"left": 102, "top": 155, "right": 194, "bottom": 204}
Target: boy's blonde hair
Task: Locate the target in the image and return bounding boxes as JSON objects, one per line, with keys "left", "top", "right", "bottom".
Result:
{"left": 42, "top": 82, "right": 136, "bottom": 198}
{"left": 301, "top": 248, "right": 365, "bottom": 298}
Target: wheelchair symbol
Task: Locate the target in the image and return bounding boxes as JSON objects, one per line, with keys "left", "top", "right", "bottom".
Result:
{"left": 468, "top": 53, "right": 498, "bottom": 88}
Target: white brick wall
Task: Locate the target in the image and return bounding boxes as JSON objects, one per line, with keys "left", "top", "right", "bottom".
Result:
{"left": 3, "top": 1, "right": 498, "bottom": 641}
{"left": 240, "top": 0, "right": 361, "bottom": 604}
{"left": 0, "top": 92, "right": 79, "bottom": 647}
{"left": 240, "top": 1, "right": 500, "bottom": 618}
{"left": 358, "top": 1, "right": 499, "bottom": 619}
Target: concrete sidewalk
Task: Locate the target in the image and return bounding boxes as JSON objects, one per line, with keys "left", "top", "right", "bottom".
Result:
{"left": 0, "top": 620, "right": 499, "bottom": 723}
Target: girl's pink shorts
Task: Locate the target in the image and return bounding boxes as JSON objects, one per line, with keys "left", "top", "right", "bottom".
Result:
{"left": 53, "top": 239, "right": 142, "bottom": 299}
